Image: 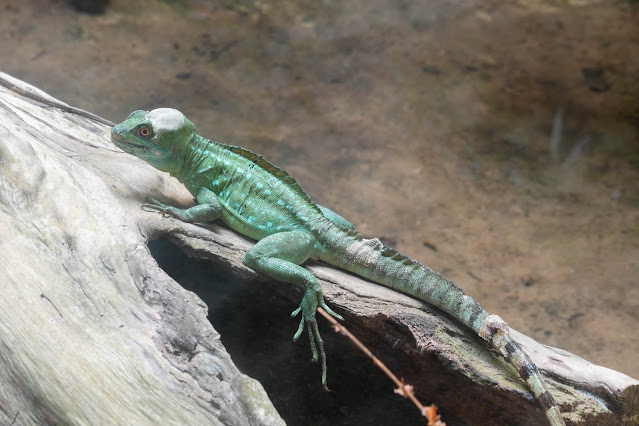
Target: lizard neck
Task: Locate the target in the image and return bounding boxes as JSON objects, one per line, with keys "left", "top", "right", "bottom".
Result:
{"left": 171, "top": 133, "right": 212, "bottom": 184}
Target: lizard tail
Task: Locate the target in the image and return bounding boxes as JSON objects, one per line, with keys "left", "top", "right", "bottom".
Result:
{"left": 320, "top": 230, "right": 565, "bottom": 426}
{"left": 480, "top": 315, "right": 565, "bottom": 426}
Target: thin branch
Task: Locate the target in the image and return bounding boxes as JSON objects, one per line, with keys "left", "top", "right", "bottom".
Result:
{"left": 317, "top": 307, "right": 446, "bottom": 426}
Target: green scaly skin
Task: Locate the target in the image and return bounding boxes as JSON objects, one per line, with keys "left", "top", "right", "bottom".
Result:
{"left": 112, "top": 108, "right": 565, "bottom": 426}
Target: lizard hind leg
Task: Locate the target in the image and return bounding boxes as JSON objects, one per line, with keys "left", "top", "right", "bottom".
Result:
{"left": 242, "top": 230, "right": 344, "bottom": 390}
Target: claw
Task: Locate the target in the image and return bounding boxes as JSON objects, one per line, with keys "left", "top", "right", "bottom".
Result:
{"left": 293, "top": 317, "right": 304, "bottom": 341}
{"left": 146, "top": 196, "right": 165, "bottom": 206}
{"left": 310, "top": 321, "right": 327, "bottom": 389}
{"left": 290, "top": 286, "right": 341, "bottom": 391}
{"left": 141, "top": 196, "right": 170, "bottom": 214}
{"left": 141, "top": 203, "right": 161, "bottom": 212}
{"left": 319, "top": 299, "right": 344, "bottom": 322}
{"left": 306, "top": 321, "right": 319, "bottom": 363}
{"left": 141, "top": 204, "right": 173, "bottom": 217}
{"left": 140, "top": 196, "right": 180, "bottom": 219}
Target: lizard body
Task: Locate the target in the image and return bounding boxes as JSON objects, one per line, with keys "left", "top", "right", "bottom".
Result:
{"left": 112, "top": 108, "right": 565, "bottom": 426}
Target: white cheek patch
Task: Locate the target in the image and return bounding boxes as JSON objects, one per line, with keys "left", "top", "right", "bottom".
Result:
{"left": 146, "top": 108, "right": 185, "bottom": 134}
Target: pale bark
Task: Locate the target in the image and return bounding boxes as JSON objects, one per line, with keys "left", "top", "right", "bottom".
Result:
{"left": 0, "top": 73, "right": 636, "bottom": 425}
{"left": 0, "top": 72, "right": 283, "bottom": 426}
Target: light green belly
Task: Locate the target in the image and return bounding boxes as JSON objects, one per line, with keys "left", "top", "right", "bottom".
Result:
{"left": 220, "top": 205, "right": 299, "bottom": 241}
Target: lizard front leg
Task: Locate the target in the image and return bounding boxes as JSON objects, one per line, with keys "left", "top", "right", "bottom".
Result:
{"left": 243, "top": 230, "right": 343, "bottom": 389}
{"left": 142, "top": 187, "right": 222, "bottom": 223}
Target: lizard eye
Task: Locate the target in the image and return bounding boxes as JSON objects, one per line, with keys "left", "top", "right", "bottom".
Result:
{"left": 138, "top": 126, "right": 152, "bottom": 138}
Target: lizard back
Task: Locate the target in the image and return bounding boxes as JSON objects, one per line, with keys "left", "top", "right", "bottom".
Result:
{"left": 180, "top": 135, "right": 327, "bottom": 241}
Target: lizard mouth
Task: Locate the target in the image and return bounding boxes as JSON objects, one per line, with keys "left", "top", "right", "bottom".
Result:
{"left": 111, "top": 135, "right": 166, "bottom": 158}
{"left": 111, "top": 135, "right": 148, "bottom": 151}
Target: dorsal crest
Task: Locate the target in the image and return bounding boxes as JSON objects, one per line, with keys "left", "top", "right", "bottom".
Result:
{"left": 223, "top": 144, "right": 323, "bottom": 215}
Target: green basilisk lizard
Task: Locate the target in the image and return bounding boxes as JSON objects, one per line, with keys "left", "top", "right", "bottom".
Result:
{"left": 112, "top": 108, "right": 565, "bottom": 426}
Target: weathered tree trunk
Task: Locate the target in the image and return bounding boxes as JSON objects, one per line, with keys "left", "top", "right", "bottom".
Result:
{"left": 0, "top": 73, "right": 284, "bottom": 426}
{"left": 0, "top": 73, "right": 637, "bottom": 425}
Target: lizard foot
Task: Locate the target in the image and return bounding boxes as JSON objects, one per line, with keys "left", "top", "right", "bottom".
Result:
{"left": 291, "top": 284, "right": 343, "bottom": 390}
{"left": 141, "top": 196, "right": 181, "bottom": 218}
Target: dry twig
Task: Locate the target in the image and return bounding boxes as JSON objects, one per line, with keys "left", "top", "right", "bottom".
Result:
{"left": 317, "top": 307, "right": 446, "bottom": 425}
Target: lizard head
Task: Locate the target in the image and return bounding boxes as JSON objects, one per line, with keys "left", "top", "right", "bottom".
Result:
{"left": 111, "top": 108, "right": 195, "bottom": 174}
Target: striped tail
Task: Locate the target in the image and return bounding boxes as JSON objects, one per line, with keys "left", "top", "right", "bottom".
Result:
{"left": 480, "top": 316, "right": 565, "bottom": 425}
{"left": 320, "top": 229, "right": 565, "bottom": 426}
